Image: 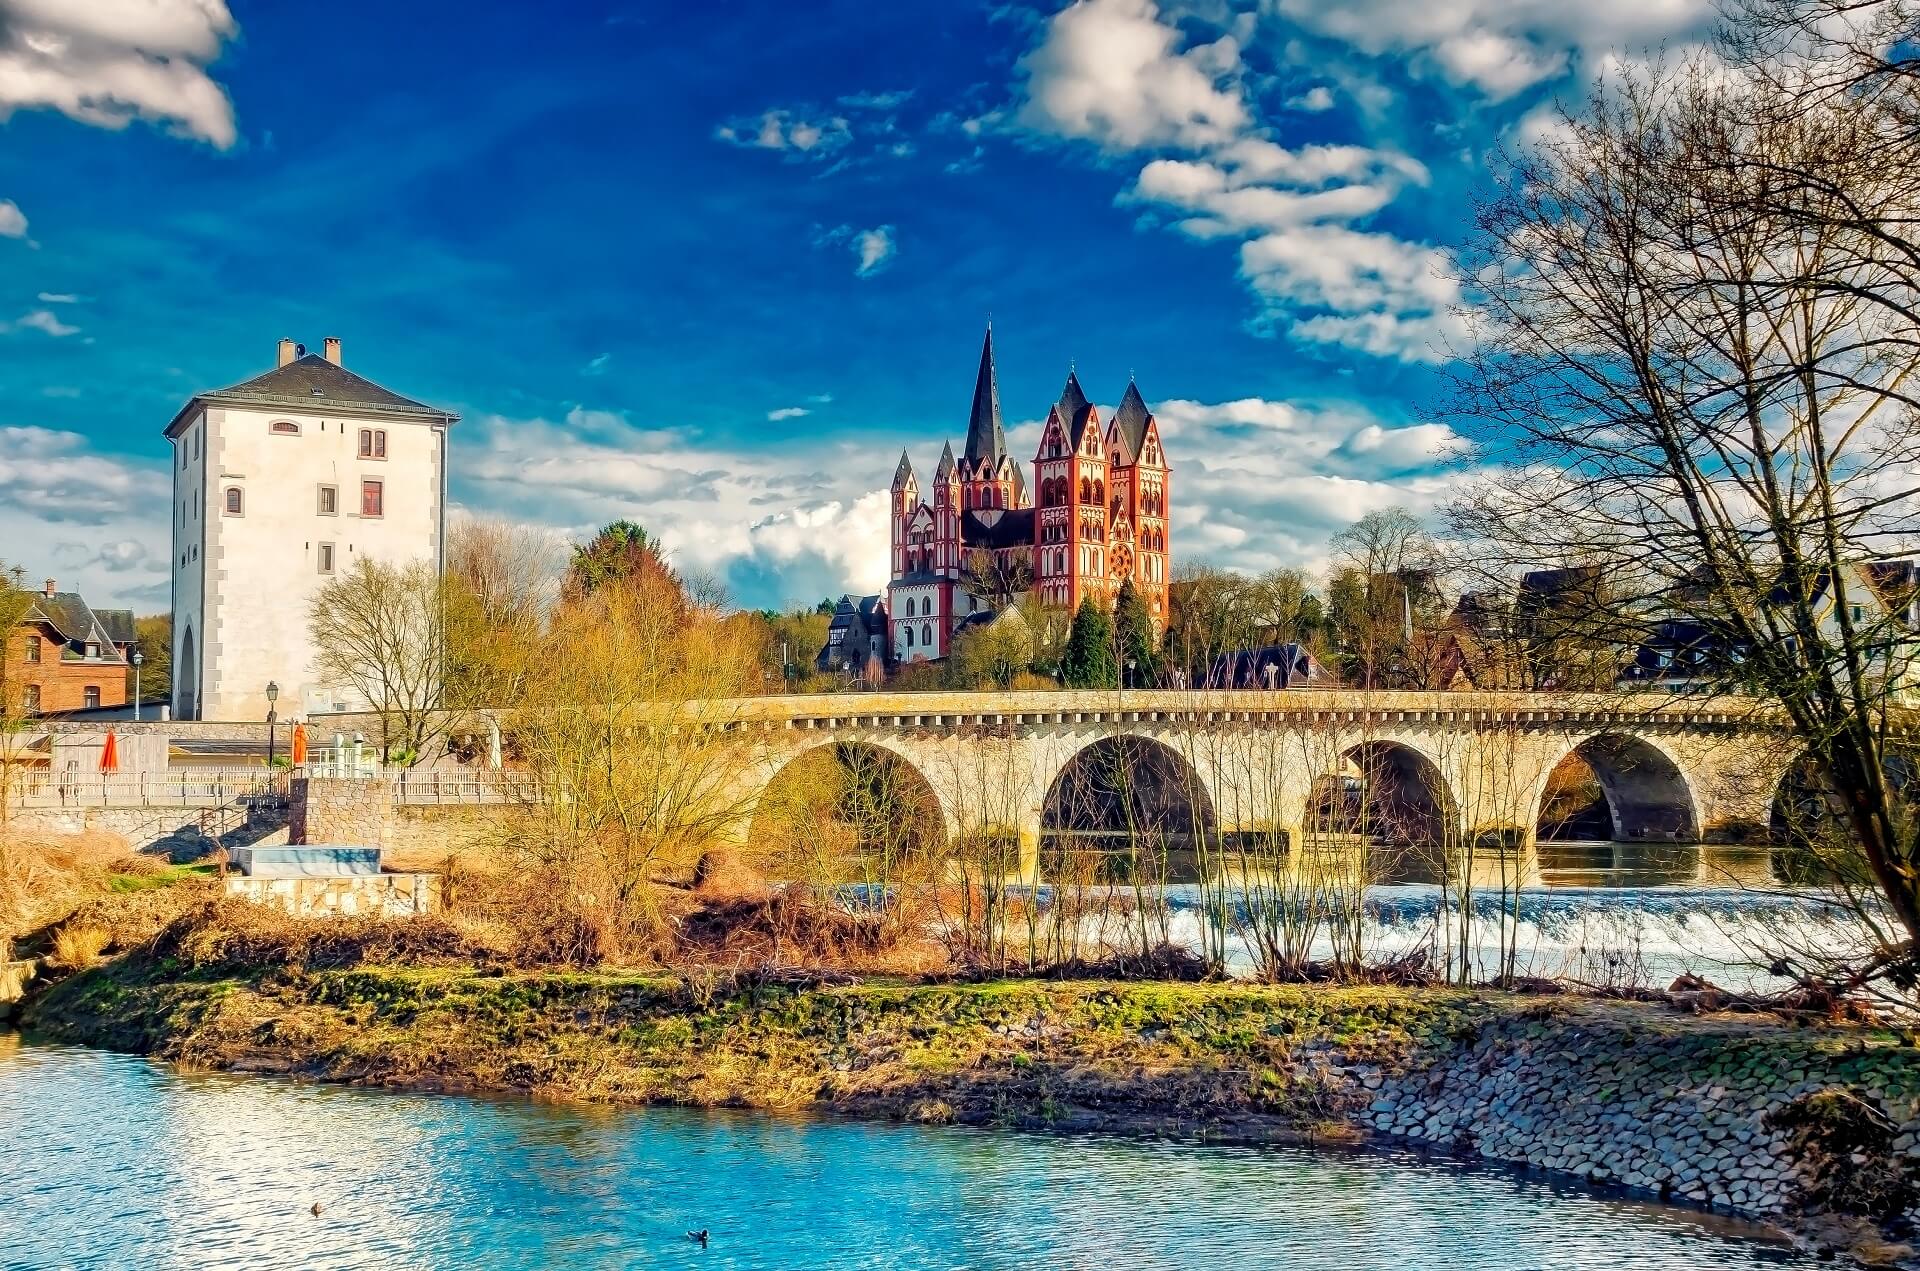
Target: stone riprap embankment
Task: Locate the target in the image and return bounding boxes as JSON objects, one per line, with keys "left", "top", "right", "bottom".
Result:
{"left": 1353, "top": 1002, "right": 1920, "bottom": 1238}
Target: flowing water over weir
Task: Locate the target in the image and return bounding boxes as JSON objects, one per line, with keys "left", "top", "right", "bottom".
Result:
{"left": 0, "top": 1038, "right": 1830, "bottom": 1269}
{"left": 1022, "top": 842, "right": 1874, "bottom": 993}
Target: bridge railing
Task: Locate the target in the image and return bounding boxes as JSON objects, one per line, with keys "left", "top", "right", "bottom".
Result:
{"left": 391, "top": 770, "right": 534, "bottom": 806}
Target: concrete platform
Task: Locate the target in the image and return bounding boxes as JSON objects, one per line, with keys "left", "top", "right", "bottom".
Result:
{"left": 230, "top": 844, "right": 380, "bottom": 878}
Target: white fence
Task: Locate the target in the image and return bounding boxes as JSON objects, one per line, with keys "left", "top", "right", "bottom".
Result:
{"left": 12, "top": 768, "right": 288, "bottom": 809}
{"left": 391, "top": 771, "right": 532, "bottom": 805}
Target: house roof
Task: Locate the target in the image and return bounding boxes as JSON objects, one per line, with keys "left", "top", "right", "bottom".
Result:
{"left": 962, "top": 325, "right": 1006, "bottom": 466}
{"left": 22, "top": 590, "right": 130, "bottom": 658}
{"left": 166, "top": 352, "right": 457, "bottom": 436}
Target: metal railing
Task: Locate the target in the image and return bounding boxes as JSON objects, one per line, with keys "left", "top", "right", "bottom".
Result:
{"left": 12, "top": 768, "right": 290, "bottom": 808}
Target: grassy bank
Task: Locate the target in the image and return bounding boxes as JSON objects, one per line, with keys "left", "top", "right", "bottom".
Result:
{"left": 23, "top": 944, "right": 1493, "bottom": 1139}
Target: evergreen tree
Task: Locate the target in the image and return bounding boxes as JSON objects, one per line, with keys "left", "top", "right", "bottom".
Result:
{"left": 1113, "top": 577, "right": 1158, "bottom": 687}
{"left": 1061, "top": 596, "right": 1118, "bottom": 689}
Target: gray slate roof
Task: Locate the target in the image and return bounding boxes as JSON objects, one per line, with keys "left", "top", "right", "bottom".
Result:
{"left": 167, "top": 353, "right": 457, "bottom": 436}
{"left": 25, "top": 590, "right": 131, "bottom": 660}
{"left": 1055, "top": 370, "right": 1099, "bottom": 449}
{"left": 1112, "top": 380, "right": 1152, "bottom": 461}
{"left": 962, "top": 325, "right": 1006, "bottom": 465}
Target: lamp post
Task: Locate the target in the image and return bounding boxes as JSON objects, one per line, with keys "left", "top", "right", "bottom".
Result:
{"left": 131, "top": 650, "right": 143, "bottom": 722}
{"left": 1126, "top": 657, "right": 1136, "bottom": 691}
{"left": 265, "top": 681, "right": 280, "bottom": 768}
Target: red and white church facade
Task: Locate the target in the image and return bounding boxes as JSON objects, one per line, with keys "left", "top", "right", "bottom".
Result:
{"left": 887, "top": 327, "right": 1171, "bottom": 663}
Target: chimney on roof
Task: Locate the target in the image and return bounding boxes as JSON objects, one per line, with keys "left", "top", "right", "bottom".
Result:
{"left": 43, "top": 578, "right": 55, "bottom": 597}
{"left": 277, "top": 338, "right": 296, "bottom": 368}
{"left": 323, "top": 337, "right": 341, "bottom": 366}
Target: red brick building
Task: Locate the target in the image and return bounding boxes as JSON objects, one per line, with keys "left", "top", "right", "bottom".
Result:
{"left": 886, "top": 327, "right": 1172, "bottom": 663}
{"left": 5, "top": 579, "right": 135, "bottom": 715}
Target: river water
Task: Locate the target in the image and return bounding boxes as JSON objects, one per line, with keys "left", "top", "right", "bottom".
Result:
{"left": 0, "top": 1036, "right": 1826, "bottom": 1270}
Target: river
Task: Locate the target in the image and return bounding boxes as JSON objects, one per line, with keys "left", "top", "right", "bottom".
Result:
{"left": 0, "top": 1035, "right": 1826, "bottom": 1270}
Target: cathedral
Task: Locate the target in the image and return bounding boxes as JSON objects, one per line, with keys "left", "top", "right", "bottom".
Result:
{"left": 886, "top": 327, "right": 1171, "bottom": 663}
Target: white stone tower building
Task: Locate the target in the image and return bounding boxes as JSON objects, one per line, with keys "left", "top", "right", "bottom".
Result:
{"left": 165, "top": 337, "right": 456, "bottom": 720}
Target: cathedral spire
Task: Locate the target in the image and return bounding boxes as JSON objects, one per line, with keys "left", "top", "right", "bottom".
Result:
{"left": 891, "top": 449, "right": 916, "bottom": 490}
{"left": 935, "top": 440, "right": 957, "bottom": 482}
{"left": 962, "top": 323, "right": 1005, "bottom": 466}
{"left": 1113, "top": 379, "right": 1152, "bottom": 457}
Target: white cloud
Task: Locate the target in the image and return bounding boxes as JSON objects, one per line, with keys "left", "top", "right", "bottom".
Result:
{"left": 455, "top": 406, "right": 910, "bottom": 608}
{"left": 1288, "top": 85, "right": 1335, "bottom": 112}
{"left": 816, "top": 224, "right": 897, "bottom": 277}
{"left": 0, "top": 426, "right": 169, "bottom": 608}
{"left": 1005, "top": 0, "right": 1462, "bottom": 363}
{"left": 1015, "top": 0, "right": 1250, "bottom": 151}
{"left": 0, "top": 198, "right": 24, "bottom": 237}
{"left": 1268, "top": 0, "right": 1714, "bottom": 99}
{"left": 8, "top": 308, "right": 78, "bottom": 336}
{"left": 767, "top": 406, "right": 810, "bottom": 421}
{"left": 582, "top": 352, "right": 610, "bottom": 376}
{"left": 715, "top": 108, "right": 852, "bottom": 156}
{"left": 0, "top": 0, "right": 239, "bottom": 146}
{"left": 36, "top": 291, "right": 77, "bottom": 303}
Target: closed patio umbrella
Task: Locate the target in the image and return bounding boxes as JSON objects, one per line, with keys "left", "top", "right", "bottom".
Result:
{"left": 290, "top": 723, "right": 309, "bottom": 767}
{"left": 98, "top": 731, "right": 119, "bottom": 774}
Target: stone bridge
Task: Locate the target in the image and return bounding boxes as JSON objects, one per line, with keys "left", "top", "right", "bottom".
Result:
{"left": 695, "top": 689, "right": 1797, "bottom": 880}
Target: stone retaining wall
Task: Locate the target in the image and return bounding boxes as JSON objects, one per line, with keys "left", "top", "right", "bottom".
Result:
{"left": 1354, "top": 1005, "right": 1920, "bottom": 1228}
{"left": 223, "top": 873, "right": 439, "bottom": 918}
{"left": 5, "top": 804, "right": 289, "bottom": 854}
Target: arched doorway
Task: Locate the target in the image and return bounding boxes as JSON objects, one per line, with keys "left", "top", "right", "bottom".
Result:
{"left": 750, "top": 742, "right": 946, "bottom": 887}
{"left": 176, "top": 625, "right": 198, "bottom": 720}
{"left": 1041, "top": 736, "right": 1216, "bottom": 883}
{"left": 1535, "top": 734, "right": 1700, "bottom": 884}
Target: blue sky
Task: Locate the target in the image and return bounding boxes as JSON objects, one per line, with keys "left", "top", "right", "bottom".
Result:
{"left": 0, "top": 0, "right": 1718, "bottom": 613}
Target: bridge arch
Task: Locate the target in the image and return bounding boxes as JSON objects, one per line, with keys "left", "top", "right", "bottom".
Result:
{"left": 1041, "top": 734, "right": 1217, "bottom": 880}
{"left": 748, "top": 740, "right": 948, "bottom": 884}
{"left": 1537, "top": 732, "right": 1698, "bottom": 842}
{"left": 1316, "top": 740, "right": 1458, "bottom": 847}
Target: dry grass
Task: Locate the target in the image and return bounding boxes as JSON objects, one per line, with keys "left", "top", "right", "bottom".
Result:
{"left": 49, "top": 921, "right": 111, "bottom": 970}
{"left": 0, "top": 829, "right": 185, "bottom": 942}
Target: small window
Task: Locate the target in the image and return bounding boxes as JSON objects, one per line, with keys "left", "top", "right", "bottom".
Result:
{"left": 270, "top": 420, "right": 301, "bottom": 436}
{"left": 903, "top": 626, "right": 914, "bottom": 648}
{"left": 22, "top": 685, "right": 39, "bottom": 712}
{"left": 85, "top": 642, "right": 100, "bottom": 659}
{"left": 921, "top": 623, "right": 933, "bottom": 646}
{"left": 23, "top": 635, "right": 38, "bottom": 664}
{"left": 224, "top": 486, "right": 243, "bottom": 516}
{"left": 359, "top": 428, "right": 387, "bottom": 458}
{"left": 318, "top": 484, "right": 338, "bottom": 515}
{"left": 318, "top": 543, "right": 336, "bottom": 575}
{"left": 361, "top": 479, "right": 383, "bottom": 517}
{"left": 83, "top": 686, "right": 100, "bottom": 709}
{"left": 193, "top": 430, "right": 201, "bottom": 459}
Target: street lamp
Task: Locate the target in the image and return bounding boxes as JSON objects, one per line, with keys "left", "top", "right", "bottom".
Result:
{"left": 131, "top": 650, "right": 144, "bottom": 722}
{"left": 265, "top": 680, "right": 280, "bottom": 768}
{"left": 1126, "top": 657, "right": 1137, "bottom": 690}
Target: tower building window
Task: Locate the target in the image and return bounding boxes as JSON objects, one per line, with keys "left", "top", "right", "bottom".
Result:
{"left": 224, "top": 487, "right": 244, "bottom": 516}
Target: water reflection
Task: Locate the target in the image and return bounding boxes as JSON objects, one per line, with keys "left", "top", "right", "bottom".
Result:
{"left": 1, "top": 1040, "right": 1825, "bottom": 1270}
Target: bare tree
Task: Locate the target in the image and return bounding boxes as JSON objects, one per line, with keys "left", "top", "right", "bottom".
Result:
{"left": 1449, "top": 21, "right": 1920, "bottom": 971}
{"left": 0, "top": 565, "right": 37, "bottom": 933}
{"left": 307, "top": 557, "right": 485, "bottom": 764}
{"left": 959, "top": 547, "right": 1034, "bottom": 613}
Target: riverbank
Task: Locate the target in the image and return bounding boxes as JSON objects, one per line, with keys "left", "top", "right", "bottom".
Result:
{"left": 21, "top": 932, "right": 1920, "bottom": 1267}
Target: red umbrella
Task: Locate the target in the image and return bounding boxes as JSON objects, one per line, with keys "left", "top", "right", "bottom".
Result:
{"left": 290, "top": 723, "right": 309, "bottom": 766}
{"left": 98, "top": 731, "right": 119, "bottom": 774}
